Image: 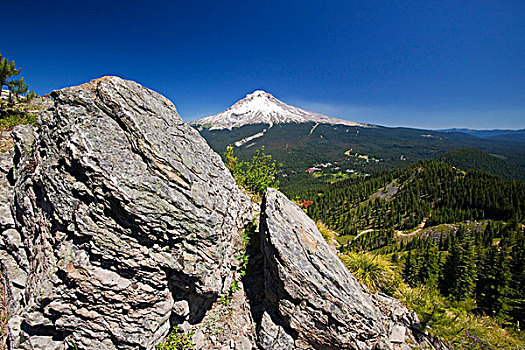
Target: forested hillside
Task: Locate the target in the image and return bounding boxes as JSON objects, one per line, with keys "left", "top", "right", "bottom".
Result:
{"left": 401, "top": 222, "right": 524, "bottom": 322}
{"left": 289, "top": 161, "right": 525, "bottom": 348}
{"left": 303, "top": 161, "right": 525, "bottom": 235}
{"left": 350, "top": 221, "right": 525, "bottom": 348}
{"left": 197, "top": 123, "right": 525, "bottom": 176}
{"left": 441, "top": 147, "right": 525, "bottom": 181}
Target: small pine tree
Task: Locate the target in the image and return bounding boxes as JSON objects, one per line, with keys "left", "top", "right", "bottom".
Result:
{"left": 7, "top": 76, "right": 28, "bottom": 96}
{"left": 477, "top": 246, "right": 503, "bottom": 315}
{"left": 0, "top": 53, "right": 29, "bottom": 104}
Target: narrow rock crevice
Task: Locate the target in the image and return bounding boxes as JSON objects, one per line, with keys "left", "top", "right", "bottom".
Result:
{"left": 20, "top": 321, "right": 70, "bottom": 341}
{"left": 165, "top": 269, "right": 218, "bottom": 326}
{"left": 241, "top": 220, "right": 265, "bottom": 326}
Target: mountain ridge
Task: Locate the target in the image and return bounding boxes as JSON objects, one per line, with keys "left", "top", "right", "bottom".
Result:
{"left": 438, "top": 128, "right": 525, "bottom": 139}
{"left": 440, "top": 147, "right": 525, "bottom": 181}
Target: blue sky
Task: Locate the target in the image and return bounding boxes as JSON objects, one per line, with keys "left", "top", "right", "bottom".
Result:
{"left": 3, "top": 0, "right": 524, "bottom": 129}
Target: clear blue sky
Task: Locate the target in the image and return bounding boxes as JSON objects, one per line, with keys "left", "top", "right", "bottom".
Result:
{"left": 3, "top": 0, "right": 524, "bottom": 129}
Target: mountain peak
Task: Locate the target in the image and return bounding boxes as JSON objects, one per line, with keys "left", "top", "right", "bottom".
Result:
{"left": 227, "top": 89, "right": 281, "bottom": 113}
{"left": 192, "top": 90, "right": 367, "bottom": 130}
{"left": 246, "top": 90, "right": 272, "bottom": 98}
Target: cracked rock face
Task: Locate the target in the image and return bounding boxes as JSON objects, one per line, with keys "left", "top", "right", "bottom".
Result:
{"left": 259, "top": 188, "right": 389, "bottom": 350}
{"left": 4, "top": 77, "right": 252, "bottom": 349}
{"left": 0, "top": 141, "right": 30, "bottom": 349}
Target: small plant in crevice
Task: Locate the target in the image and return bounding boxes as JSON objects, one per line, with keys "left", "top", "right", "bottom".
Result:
{"left": 155, "top": 326, "right": 195, "bottom": 350}
{"left": 65, "top": 336, "right": 79, "bottom": 350}
{"left": 230, "top": 279, "right": 240, "bottom": 292}
{"left": 234, "top": 220, "right": 256, "bottom": 280}
{"left": 234, "top": 249, "right": 249, "bottom": 277}
{"left": 218, "top": 220, "right": 257, "bottom": 310}
{"left": 241, "top": 221, "right": 256, "bottom": 248}
{"left": 219, "top": 294, "right": 231, "bottom": 306}
{"left": 224, "top": 145, "right": 279, "bottom": 199}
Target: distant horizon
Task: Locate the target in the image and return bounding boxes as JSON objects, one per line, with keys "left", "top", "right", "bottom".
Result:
{"left": 183, "top": 87, "right": 525, "bottom": 131}
{"left": 3, "top": 1, "right": 524, "bottom": 130}
{"left": 4, "top": 81, "right": 524, "bottom": 131}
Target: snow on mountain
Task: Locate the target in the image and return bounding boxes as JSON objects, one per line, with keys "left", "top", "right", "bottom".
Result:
{"left": 191, "top": 90, "right": 367, "bottom": 130}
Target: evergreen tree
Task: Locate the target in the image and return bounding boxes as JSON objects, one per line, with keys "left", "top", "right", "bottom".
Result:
{"left": 404, "top": 250, "right": 415, "bottom": 285}
{"left": 0, "top": 53, "right": 29, "bottom": 104}
{"left": 508, "top": 228, "right": 525, "bottom": 323}
{"left": 443, "top": 226, "right": 477, "bottom": 300}
{"left": 476, "top": 245, "right": 510, "bottom": 319}
{"left": 421, "top": 243, "right": 440, "bottom": 288}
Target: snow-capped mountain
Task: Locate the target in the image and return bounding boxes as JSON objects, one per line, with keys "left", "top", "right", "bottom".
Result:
{"left": 191, "top": 90, "right": 366, "bottom": 130}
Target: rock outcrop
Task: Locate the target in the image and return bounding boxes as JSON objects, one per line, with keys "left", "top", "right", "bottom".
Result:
{"left": 259, "top": 188, "right": 389, "bottom": 349}
{"left": 0, "top": 77, "right": 449, "bottom": 350}
{"left": 257, "top": 188, "right": 451, "bottom": 350}
{"left": 2, "top": 77, "right": 252, "bottom": 349}
{"left": 0, "top": 140, "right": 29, "bottom": 349}
{"left": 371, "top": 293, "right": 451, "bottom": 350}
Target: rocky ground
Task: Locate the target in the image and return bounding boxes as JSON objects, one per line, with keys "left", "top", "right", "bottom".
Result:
{"left": 0, "top": 77, "right": 451, "bottom": 350}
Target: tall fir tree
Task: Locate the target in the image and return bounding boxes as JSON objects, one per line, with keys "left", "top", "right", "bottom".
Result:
{"left": 476, "top": 245, "right": 510, "bottom": 318}
{"left": 421, "top": 243, "right": 440, "bottom": 288}
{"left": 442, "top": 226, "right": 477, "bottom": 300}
{"left": 508, "top": 228, "right": 525, "bottom": 324}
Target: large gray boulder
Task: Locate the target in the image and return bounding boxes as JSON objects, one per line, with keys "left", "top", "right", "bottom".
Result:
{"left": 259, "top": 188, "right": 390, "bottom": 350}
{"left": 3, "top": 77, "right": 252, "bottom": 349}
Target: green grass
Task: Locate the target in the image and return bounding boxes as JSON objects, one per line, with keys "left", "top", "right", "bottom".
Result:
{"left": 398, "top": 286, "right": 525, "bottom": 350}
{"left": 340, "top": 251, "right": 403, "bottom": 294}
{"left": 155, "top": 326, "right": 195, "bottom": 350}
{"left": 309, "top": 171, "right": 359, "bottom": 183}
{"left": 432, "top": 224, "right": 455, "bottom": 234}
{"left": 335, "top": 234, "right": 355, "bottom": 246}
{"left": 316, "top": 221, "right": 339, "bottom": 247}
{"left": 335, "top": 242, "right": 525, "bottom": 349}
{"left": 0, "top": 110, "right": 37, "bottom": 131}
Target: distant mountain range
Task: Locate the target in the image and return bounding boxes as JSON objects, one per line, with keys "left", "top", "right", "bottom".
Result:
{"left": 191, "top": 91, "right": 525, "bottom": 179}
{"left": 438, "top": 128, "right": 525, "bottom": 142}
